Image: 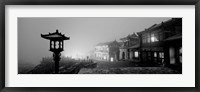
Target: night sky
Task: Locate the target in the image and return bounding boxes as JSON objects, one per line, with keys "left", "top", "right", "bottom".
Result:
{"left": 18, "top": 17, "right": 171, "bottom": 65}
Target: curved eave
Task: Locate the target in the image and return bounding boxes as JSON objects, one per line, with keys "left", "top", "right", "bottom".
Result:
{"left": 41, "top": 34, "right": 70, "bottom": 40}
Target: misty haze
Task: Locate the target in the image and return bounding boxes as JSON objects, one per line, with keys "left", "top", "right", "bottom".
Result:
{"left": 18, "top": 17, "right": 182, "bottom": 74}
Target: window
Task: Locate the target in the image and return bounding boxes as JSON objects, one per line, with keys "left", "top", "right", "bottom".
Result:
{"left": 142, "top": 38, "right": 145, "bottom": 43}
{"left": 142, "top": 52, "right": 147, "bottom": 61}
{"left": 179, "top": 47, "right": 182, "bottom": 63}
{"left": 158, "top": 52, "right": 165, "bottom": 66}
{"left": 122, "top": 52, "right": 125, "bottom": 59}
{"left": 135, "top": 51, "right": 139, "bottom": 58}
{"left": 103, "top": 56, "right": 107, "bottom": 60}
{"left": 110, "top": 57, "right": 114, "bottom": 62}
{"left": 143, "top": 32, "right": 159, "bottom": 44}
{"left": 159, "top": 52, "right": 164, "bottom": 58}
{"left": 154, "top": 52, "right": 157, "bottom": 57}
{"left": 154, "top": 52, "right": 157, "bottom": 62}
{"left": 127, "top": 49, "right": 130, "bottom": 59}
{"left": 151, "top": 33, "right": 159, "bottom": 42}
{"left": 147, "top": 52, "right": 151, "bottom": 61}
{"left": 159, "top": 32, "right": 164, "bottom": 41}
{"left": 147, "top": 34, "right": 151, "bottom": 43}
{"left": 142, "top": 35, "right": 147, "bottom": 43}
{"left": 159, "top": 52, "right": 164, "bottom": 63}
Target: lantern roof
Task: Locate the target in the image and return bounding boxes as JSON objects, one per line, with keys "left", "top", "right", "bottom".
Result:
{"left": 41, "top": 29, "right": 70, "bottom": 40}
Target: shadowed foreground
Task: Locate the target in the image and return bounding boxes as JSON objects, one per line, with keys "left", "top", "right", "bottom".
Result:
{"left": 20, "top": 57, "right": 96, "bottom": 74}
{"left": 79, "top": 67, "right": 181, "bottom": 74}
{"left": 19, "top": 57, "right": 181, "bottom": 74}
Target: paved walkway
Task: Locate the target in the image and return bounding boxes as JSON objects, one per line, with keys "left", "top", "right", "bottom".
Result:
{"left": 78, "top": 67, "right": 181, "bottom": 74}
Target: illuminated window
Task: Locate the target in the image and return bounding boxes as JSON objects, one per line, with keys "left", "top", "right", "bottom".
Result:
{"left": 104, "top": 56, "right": 107, "bottom": 60}
{"left": 151, "top": 33, "right": 158, "bottom": 42}
{"left": 159, "top": 52, "right": 165, "bottom": 66}
{"left": 154, "top": 52, "right": 157, "bottom": 57}
{"left": 110, "top": 57, "right": 113, "bottom": 62}
{"left": 159, "top": 52, "right": 164, "bottom": 58}
{"left": 154, "top": 52, "right": 157, "bottom": 62}
{"left": 134, "top": 51, "right": 139, "bottom": 58}
{"left": 179, "top": 47, "right": 182, "bottom": 63}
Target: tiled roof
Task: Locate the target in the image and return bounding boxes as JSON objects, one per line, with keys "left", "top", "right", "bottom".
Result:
{"left": 128, "top": 44, "right": 140, "bottom": 49}
{"left": 165, "top": 34, "right": 182, "bottom": 41}
{"left": 41, "top": 29, "right": 70, "bottom": 40}
{"left": 120, "top": 32, "right": 139, "bottom": 40}
{"left": 138, "top": 18, "right": 182, "bottom": 34}
{"left": 96, "top": 40, "right": 120, "bottom": 46}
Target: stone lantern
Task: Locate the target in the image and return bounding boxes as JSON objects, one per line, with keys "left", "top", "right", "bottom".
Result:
{"left": 41, "top": 29, "right": 70, "bottom": 74}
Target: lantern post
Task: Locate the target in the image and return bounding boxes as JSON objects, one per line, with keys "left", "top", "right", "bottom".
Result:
{"left": 41, "top": 29, "right": 70, "bottom": 74}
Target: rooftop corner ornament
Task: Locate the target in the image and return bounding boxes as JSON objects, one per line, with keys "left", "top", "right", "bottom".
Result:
{"left": 41, "top": 29, "right": 70, "bottom": 74}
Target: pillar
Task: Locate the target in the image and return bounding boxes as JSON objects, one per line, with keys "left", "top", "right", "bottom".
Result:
{"left": 53, "top": 52, "right": 61, "bottom": 74}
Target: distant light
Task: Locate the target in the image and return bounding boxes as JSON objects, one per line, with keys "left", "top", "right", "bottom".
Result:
{"left": 104, "top": 56, "right": 107, "bottom": 60}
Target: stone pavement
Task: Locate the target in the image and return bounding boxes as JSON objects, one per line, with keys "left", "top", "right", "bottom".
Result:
{"left": 78, "top": 67, "right": 181, "bottom": 74}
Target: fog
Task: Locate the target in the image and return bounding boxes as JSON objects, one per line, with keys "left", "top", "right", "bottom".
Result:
{"left": 18, "top": 17, "right": 170, "bottom": 65}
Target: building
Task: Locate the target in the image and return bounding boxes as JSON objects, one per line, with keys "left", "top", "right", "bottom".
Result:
{"left": 94, "top": 40, "right": 121, "bottom": 62}
{"left": 119, "top": 32, "right": 140, "bottom": 61}
{"left": 138, "top": 18, "right": 182, "bottom": 66}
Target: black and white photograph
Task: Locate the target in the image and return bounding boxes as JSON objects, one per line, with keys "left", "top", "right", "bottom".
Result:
{"left": 18, "top": 17, "right": 182, "bottom": 74}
